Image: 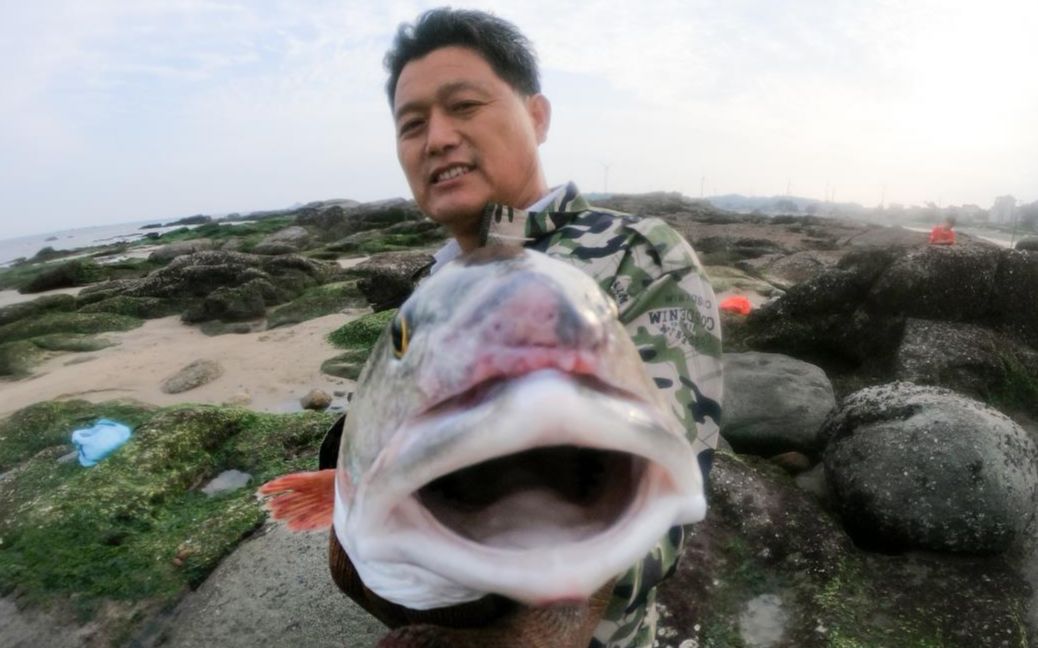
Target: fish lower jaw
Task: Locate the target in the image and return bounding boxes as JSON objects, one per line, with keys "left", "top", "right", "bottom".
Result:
{"left": 340, "top": 459, "right": 704, "bottom": 609}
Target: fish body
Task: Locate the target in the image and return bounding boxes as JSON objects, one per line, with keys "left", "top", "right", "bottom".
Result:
{"left": 328, "top": 247, "right": 706, "bottom": 610}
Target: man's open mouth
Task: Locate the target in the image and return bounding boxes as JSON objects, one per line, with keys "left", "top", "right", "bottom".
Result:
{"left": 432, "top": 164, "right": 473, "bottom": 184}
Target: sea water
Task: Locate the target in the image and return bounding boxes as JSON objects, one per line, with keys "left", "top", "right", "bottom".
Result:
{"left": 0, "top": 221, "right": 175, "bottom": 267}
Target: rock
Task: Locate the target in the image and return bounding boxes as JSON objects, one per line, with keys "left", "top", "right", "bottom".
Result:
{"left": 297, "top": 198, "right": 426, "bottom": 241}
{"left": 867, "top": 245, "right": 1003, "bottom": 321}
{"left": 20, "top": 259, "right": 107, "bottom": 293}
{"left": 333, "top": 390, "right": 347, "bottom": 397}
{"left": 656, "top": 452, "right": 1031, "bottom": 647}
{"left": 721, "top": 352, "right": 835, "bottom": 456}
{"left": 91, "top": 250, "right": 337, "bottom": 324}
{"left": 894, "top": 318, "right": 1038, "bottom": 409}
{"left": 251, "top": 242, "right": 299, "bottom": 255}
{"left": 1014, "top": 236, "right": 1038, "bottom": 251}
{"left": 162, "top": 359, "right": 224, "bottom": 394}
{"left": 821, "top": 382, "right": 1038, "bottom": 553}
{"left": 0, "top": 294, "right": 76, "bottom": 326}
{"left": 351, "top": 251, "right": 433, "bottom": 311}
{"left": 991, "top": 249, "right": 1038, "bottom": 347}
{"left": 592, "top": 191, "right": 719, "bottom": 217}
{"left": 148, "top": 239, "right": 215, "bottom": 263}
{"left": 696, "top": 236, "right": 789, "bottom": 264}
{"left": 165, "top": 214, "right": 212, "bottom": 226}
{"left": 260, "top": 226, "right": 311, "bottom": 247}
{"left": 140, "top": 223, "right": 164, "bottom": 230}
{"left": 738, "top": 593, "right": 790, "bottom": 648}
{"left": 768, "top": 451, "right": 812, "bottom": 474}
{"left": 201, "top": 469, "right": 252, "bottom": 496}
{"left": 300, "top": 389, "right": 332, "bottom": 411}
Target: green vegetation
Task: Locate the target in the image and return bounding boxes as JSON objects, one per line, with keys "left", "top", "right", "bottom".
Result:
{"left": 320, "top": 348, "right": 372, "bottom": 380}
{"left": 0, "top": 401, "right": 335, "bottom": 621}
{"left": 266, "top": 281, "right": 365, "bottom": 329}
{"left": 0, "top": 294, "right": 76, "bottom": 327}
{"left": 0, "top": 256, "right": 160, "bottom": 293}
{"left": 30, "top": 334, "right": 116, "bottom": 353}
{"left": 21, "top": 259, "right": 107, "bottom": 293}
{"left": 0, "top": 400, "right": 155, "bottom": 471}
{"left": 988, "top": 351, "right": 1038, "bottom": 416}
{"left": 0, "top": 311, "right": 141, "bottom": 343}
{"left": 327, "top": 308, "right": 394, "bottom": 350}
{"left": 150, "top": 217, "right": 297, "bottom": 252}
{"left": 78, "top": 295, "right": 180, "bottom": 319}
{"left": 0, "top": 340, "right": 44, "bottom": 377}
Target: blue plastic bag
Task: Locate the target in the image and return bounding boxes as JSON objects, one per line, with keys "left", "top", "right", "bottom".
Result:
{"left": 71, "top": 419, "right": 132, "bottom": 467}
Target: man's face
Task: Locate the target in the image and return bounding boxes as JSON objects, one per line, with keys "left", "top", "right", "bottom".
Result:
{"left": 393, "top": 46, "right": 550, "bottom": 240}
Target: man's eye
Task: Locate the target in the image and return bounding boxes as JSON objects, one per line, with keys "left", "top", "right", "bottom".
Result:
{"left": 398, "top": 119, "right": 424, "bottom": 136}
{"left": 452, "top": 101, "right": 480, "bottom": 113}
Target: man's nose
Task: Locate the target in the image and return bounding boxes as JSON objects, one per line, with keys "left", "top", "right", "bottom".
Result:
{"left": 424, "top": 110, "right": 460, "bottom": 156}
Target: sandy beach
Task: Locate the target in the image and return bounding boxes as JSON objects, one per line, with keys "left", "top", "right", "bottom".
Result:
{"left": 0, "top": 309, "right": 365, "bottom": 419}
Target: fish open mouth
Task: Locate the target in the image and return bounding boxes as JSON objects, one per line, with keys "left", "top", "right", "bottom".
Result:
{"left": 416, "top": 445, "right": 644, "bottom": 550}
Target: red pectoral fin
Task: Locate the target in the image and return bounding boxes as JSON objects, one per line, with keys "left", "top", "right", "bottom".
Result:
{"left": 258, "top": 469, "right": 336, "bottom": 531}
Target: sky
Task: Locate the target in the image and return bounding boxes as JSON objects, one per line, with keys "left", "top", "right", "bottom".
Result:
{"left": 1, "top": 0, "right": 1036, "bottom": 239}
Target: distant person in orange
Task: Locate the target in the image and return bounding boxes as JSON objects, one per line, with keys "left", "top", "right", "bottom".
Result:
{"left": 929, "top": 216, "right": 956, "bottom": 245}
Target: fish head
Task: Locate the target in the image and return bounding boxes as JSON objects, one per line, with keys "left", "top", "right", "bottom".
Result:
{"left": 335, "top": 247, "right": 706, "bottom": 609}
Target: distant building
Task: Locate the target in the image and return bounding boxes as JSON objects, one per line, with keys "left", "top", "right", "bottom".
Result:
{"left": 989, "top": 195, "right": 1017, "bottom": 225}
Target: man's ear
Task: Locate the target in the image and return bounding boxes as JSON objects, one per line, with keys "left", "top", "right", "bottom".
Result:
{"left": 528, "top": 94, "right": 551, "bottom": 144}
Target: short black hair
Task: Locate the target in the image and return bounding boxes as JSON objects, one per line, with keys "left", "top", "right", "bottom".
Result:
{"left": 384, "top": 8, "right": 541, "bottom": 107}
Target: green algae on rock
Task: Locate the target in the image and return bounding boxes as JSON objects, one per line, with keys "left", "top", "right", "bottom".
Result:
{"left": 0, "top": 312, "right": 142, "bottom": 343}
{"left": 267, "top": 281, "right": 366, "bottom": 329}
{"left": 0, "top": 402, "right": 335, "bottom": 622}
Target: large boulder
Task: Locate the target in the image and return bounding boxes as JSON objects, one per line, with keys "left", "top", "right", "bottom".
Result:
{"left": 894, "top": 319, "right": 1038, "bottom": 411}
{"left": 148, "top": 239, "right": 215, "bottom": 263}
{"left": 77, "top": 251, "right": 337, "bottom": 324}
{"left": 297, "top": 199, "right": 426, "bottom": 241}
{"left": 721, "top": 352, "right": 835, "bottom": 456}
{"left": 990, "top": 249, "right": 1038, "bottom": 347}
{"left": 351, "top": 251, "right": 434, "bottom": 311}
{"left": 821, "top": 382, "right": 1038, "bottom": 553}
{"left": 866, "top": 244, "right": 1002, "bottom": 321}
{"left": 20, "top": 259, "right": 106, "bottom": 293}
{"left": 656, "top": 452, "right": 1030, "bottom": 647}
{"left": 252, "top": 226, "right": 312, "bottom": 255}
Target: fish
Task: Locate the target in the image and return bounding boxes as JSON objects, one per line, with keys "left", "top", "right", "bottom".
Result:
{"left": 259, "top": 246, "right": 706, "bottom": 613}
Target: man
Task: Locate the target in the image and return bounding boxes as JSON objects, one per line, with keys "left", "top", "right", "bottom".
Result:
{"left": 325, "top": 8, "right": 723, "bottom": 647}
{"left": 929, "top": 216, "right": 956, "bottom": 245}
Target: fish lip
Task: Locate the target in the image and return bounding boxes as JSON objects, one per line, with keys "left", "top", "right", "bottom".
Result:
{"left": 336, "top": 369, "right": 705, "bottom": 608}
{"left": 414, "top": 348, "right": 618, "bottom": 420}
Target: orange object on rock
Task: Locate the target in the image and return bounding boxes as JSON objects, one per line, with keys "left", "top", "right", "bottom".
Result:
{"left": 929, "top": 224, "right": 956, "bottom": 245}
{"left": 719, "top": 295, "right": 752, "bottom": 315}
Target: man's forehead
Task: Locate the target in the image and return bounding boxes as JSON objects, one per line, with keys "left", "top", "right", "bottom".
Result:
{"left": 393, "top": 47, "right": 502, "bottom": 107}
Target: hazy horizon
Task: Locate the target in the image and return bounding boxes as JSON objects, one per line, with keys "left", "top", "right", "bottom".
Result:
{"left": 3, "top": 0, "right": 1035, "bottom": 240}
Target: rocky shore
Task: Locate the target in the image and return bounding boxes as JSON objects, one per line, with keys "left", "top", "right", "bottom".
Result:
{"left": 1, "top": 194, "right": 1036, "bottom": 647}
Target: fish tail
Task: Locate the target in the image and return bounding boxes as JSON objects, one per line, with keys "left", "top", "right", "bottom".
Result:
{"left": 257, "top": 469, "right": 335, "bottom": 531}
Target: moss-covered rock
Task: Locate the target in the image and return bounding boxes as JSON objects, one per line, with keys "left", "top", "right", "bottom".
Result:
{"left": 30, "top": 334, "right": 116, "bottom": 353}
{"left": 0, "top": 400, "right": 155, "bottom": 472}
{"left": 0, "top": 340, "right": 45, "bottom": 377}
{"left": 0, "top": 403, "right": 334, "bottom": 618}
{"left": 320, "top": 348, "right": 372, "bottom": 380}
{"left": 0, "top": 293, "right": 76, "bottom": 327}
{"left": 327, "top": 309, "right": 394, "bottom": 350}
{"left": 20, "top": 259, "right": 107, "bottom": 294}
{"left": 0, "top": 311, "right": 141, "bottom": 343}
{"left": 267, "top": 281, "right": 366, "bottom": 329}
{"left": 77, "top": 295, "right": 180, "bottom": 319}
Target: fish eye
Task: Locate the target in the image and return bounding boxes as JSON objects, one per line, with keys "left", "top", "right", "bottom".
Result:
{"left": 390, "top": 311, "right": 410, "bottom": 359}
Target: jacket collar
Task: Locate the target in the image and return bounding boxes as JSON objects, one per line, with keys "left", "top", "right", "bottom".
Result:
{"left": 480, "top": 182, "right": 590, "bottom": 247}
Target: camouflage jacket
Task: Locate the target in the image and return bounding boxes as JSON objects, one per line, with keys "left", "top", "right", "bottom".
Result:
{"left": 465, "top": 182, "right": 724, "bottom": 647}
